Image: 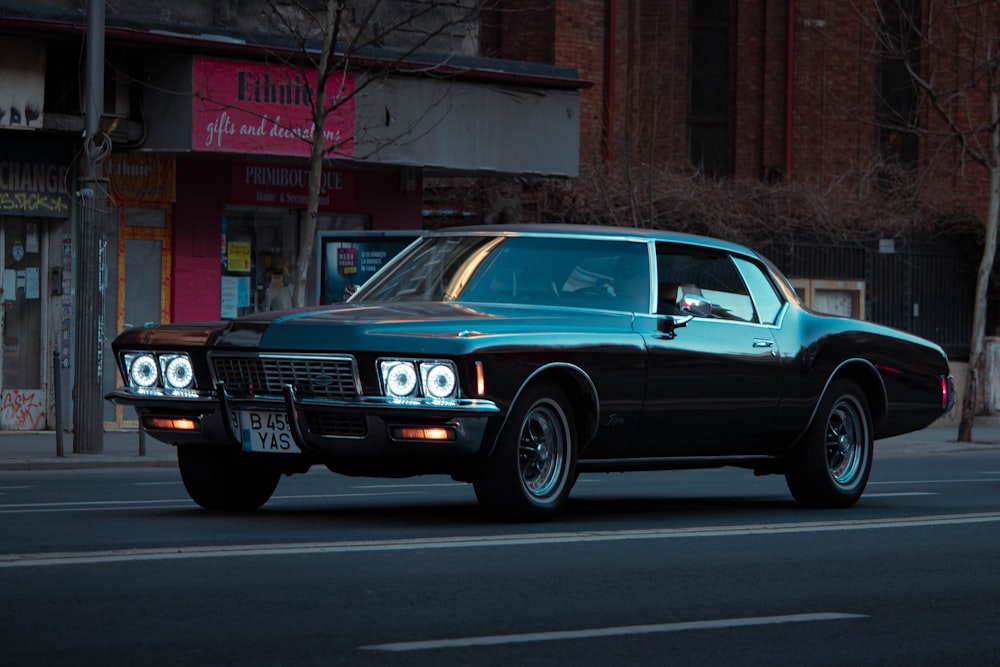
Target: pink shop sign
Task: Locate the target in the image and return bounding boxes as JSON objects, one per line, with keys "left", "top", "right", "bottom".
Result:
{"left": 192, "top": 57, "right": 355, "bottom": 158}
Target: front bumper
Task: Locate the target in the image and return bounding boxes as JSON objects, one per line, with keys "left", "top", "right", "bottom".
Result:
{"left": 106, "top": 383, "right": 500, "bottom": 459}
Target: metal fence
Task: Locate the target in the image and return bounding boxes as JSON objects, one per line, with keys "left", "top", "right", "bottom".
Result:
{"left": 759, "top": 238, "right": 978, "bottom": 360}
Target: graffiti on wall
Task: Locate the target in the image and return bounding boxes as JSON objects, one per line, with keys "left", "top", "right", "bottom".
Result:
{"left": 0, "top": 389, "right": 46, "bottom": 430}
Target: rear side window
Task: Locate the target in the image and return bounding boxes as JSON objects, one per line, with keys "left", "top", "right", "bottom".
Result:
{"left": 733, "top": 257, "right": 784, "bottom": 325}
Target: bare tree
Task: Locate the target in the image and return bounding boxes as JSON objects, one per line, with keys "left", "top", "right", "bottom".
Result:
{"left": 254, "top": 0, "right": 484, "bottom": 306}
{"left": 855, "top": 0, "right": 1000, "bottom": 441}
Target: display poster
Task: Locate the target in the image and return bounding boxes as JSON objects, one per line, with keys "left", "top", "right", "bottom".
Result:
{"left": 319, "top": 233, "right": 419, "bottom": 304}
{"left": 227, "top": 241, "right": 252, "bottom": 272}
{"left": 220, "top": 276, "right": 239, "bottom": 318}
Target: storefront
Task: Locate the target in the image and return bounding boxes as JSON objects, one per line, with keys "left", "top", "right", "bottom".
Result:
{"left": 138, "top": 55, "right": 426, "bottom": 324}
{"left": 0, "top": 9, "right": 583, "bottom": 435}
{"left": 101, "top": 153, "right": 176, "bottom": 429}
{"left": 0, "top": 136, "right": 73, "bottom": 431}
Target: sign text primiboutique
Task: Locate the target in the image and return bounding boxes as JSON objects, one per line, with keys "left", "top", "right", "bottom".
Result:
{"left": 230, "top": 161, "right": 355, "bottom": 211}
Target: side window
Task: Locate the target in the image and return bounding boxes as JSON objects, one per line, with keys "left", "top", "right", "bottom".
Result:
{"left": 655, "top": 243, "right": 755, "bottom": 322}
{"left": 733, "top": 257, "right": 785, "bottom": 325}
{"left": 560, "top": 241, "right": 651, "bottom": 312}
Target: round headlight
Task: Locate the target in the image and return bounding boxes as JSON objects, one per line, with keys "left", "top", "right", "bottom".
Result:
{"left": 422, "top": 363, "right": 457, "bottom": 399}
{"left": 128, "top": 354, "right": 159, "bottom": 388}
{"left": 382, "top": 361, "right": 417, "bottom": 398}
{"left": 162, "top": 355, "right": 194, "bottom": 389}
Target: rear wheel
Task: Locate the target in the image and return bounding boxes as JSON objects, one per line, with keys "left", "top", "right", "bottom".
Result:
{"left": 785, "top": 379, "right": 873, "bottom": 508}
{"left": 473, "top": 382, "right": 577, "bottom": 521}
{"left": 177, "top": 445, "right": 280, "bottom": 511}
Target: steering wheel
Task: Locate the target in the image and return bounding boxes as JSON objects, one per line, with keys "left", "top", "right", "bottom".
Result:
{"left": 572, "top": 285, "right": 614, "bottom": 300}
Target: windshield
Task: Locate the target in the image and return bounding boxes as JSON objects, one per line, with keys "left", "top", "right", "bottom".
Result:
{"left": 352, "top": 234, "right": 652, "bottom": 312}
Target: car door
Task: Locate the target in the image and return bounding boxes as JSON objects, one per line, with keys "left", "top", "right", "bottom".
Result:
{"left": 635, "top": 244, "right": 783, "bottom": 457}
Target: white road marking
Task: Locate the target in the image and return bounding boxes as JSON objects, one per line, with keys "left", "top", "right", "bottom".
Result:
{"left": 864, "top": 492, "right": 937, "bottom": 498}
{"left": 0, "top": 491, "right": 422, "bottom": 514}
{"left": 352, "top": 482, "right": 467, "bottom": 489}
{"left": 869, "top": 478, "right": 997, "bottom": 485}
{"left": 3, "top": 512, "right": 1000, "bottom": 569}
{"left": 361, "top": 612, "right": 868, "bottom": 651}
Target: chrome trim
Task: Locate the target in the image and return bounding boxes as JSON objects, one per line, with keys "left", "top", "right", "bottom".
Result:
{"left": 105, "top": 387, "right": 217, "bottom": 404}
{"left": 207, "top": 351, "right": 362, "bottom": 399}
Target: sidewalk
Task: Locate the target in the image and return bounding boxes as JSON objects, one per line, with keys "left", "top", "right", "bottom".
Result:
{"left": 0, "top": 430, "right": 177, "bottom": 470}
{"left": 1, "top": 419, "right": 999, "bottom": 471}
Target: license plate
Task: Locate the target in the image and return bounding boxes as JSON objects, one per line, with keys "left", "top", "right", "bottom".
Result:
{"left": 238, "top": 410, "right": 296, "bottom": 454}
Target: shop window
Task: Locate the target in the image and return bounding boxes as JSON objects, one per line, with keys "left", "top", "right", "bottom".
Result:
{"left": 221, "top": 208, "right": 368, "bottom": 317}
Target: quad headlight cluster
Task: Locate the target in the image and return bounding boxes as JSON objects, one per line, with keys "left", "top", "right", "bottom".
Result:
{"left": 122, "top": 352, "right": 195, "bottom": 390}
{"left": 378, "top": 359, "right": 459, "bottom": 401}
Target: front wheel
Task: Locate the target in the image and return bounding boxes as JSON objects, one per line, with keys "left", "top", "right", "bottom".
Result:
{"left": 178, "top": 445, "right": 280, "bottom": 511}
{"left": 473, "top": 382, "right": 577, "bottom": 521}
{"left": 784, "top": 379, "right": 873, "bottom": 508}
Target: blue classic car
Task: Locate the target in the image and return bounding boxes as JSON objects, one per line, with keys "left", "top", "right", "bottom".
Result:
{"left": 107, "top": 225, "right": 954, "bottom": 519}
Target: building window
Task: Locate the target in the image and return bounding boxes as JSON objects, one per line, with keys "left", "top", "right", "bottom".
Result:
{"left": 688, "top": 0, "right": 732, "bottom": 176}
{"left": 877, "top": 0, "right": 921, "bottom": 167}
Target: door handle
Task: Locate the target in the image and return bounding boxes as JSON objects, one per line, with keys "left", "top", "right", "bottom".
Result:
{"left": 753, "top": 338, "right": 774, "bottom": 348}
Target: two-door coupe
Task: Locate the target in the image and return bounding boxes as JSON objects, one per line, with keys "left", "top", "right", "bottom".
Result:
{"left": 107, "top": 225, "right": 954, "bottom": 519}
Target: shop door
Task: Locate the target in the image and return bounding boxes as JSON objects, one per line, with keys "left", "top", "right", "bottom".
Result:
{"left": 1, "top": 219, "right": 47, "bottom": 430}
{"left": 104, "top": 208, "right": 172, "bottom": 429}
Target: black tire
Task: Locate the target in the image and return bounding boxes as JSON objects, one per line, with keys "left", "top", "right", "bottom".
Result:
{"left": 785, "top": 378, "right": 873, "bottom": 508}
{"left": 177, "top": 445, "right": 280, "bottom": 511}
{"left": 473, "top": 382, "right": 578, "bottom": 521}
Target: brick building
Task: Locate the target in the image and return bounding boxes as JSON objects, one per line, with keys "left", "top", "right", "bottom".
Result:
{"left": 472, "top": 0, "right": 991, "bottom": 364}
{"left": 481, "top": 0, "right": 992, "bottom": 211}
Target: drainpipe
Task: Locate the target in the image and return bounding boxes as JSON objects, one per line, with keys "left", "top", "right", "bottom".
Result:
{"left": 785, "top": 0, "right": 795, "bottom": 181}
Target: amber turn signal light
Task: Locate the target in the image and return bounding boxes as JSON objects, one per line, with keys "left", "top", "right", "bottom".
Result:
{"left": 390, "top": 426, "right": 455, "bottom": 441}
{"left": 143, "top": 417, "right": 199, "bottom": 431}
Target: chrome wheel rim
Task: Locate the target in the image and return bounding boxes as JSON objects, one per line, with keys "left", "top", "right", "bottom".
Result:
{"left": 825, "top": 396, "right": 867, "bottom": 488}
{"left": 517, "top": 400, "right": 568, "bottom": 499}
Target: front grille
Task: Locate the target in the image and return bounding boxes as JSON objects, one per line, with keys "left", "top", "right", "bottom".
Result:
{"left": 211, "top": 354, "right": 359, "bottom": 400}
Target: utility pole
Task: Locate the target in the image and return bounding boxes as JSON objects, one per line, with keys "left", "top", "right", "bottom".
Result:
{"left": 73, "top": 0, "right": 109, "bottom": 453}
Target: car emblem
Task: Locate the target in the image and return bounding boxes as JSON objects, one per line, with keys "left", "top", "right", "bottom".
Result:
{"left": 309, "top": 374, "right": 337, "bottom": 389}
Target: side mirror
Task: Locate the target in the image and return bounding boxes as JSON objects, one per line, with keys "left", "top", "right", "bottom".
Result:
{"left": 343, "top": 284, "right": 361, "bottom": 301}
{"left": 657, "top": 314, "right": 693, "bottom": 335}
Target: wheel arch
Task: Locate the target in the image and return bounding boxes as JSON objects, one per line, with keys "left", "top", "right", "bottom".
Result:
{"left": 806, "top": 359, "right": 887, "bottom": 436}
{"left": 490, "top": 363, "right": 599, "bottom": 457}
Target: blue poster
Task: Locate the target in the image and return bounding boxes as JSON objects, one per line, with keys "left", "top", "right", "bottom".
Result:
{"left": 319, "top": 233, "right": 419, "bottom": 304}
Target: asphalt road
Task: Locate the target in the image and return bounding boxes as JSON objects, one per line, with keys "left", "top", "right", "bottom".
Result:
{"left": 1, "top": 452, "right": 999, "bottom": 666}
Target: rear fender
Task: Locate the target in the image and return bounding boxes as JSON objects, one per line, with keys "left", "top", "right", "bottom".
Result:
{"left": 794, "top": 359, "right": 887, "bottom": 448}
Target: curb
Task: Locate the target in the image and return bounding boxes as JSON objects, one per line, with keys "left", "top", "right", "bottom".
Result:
{"left": 0, "top": 456, "right": 177, "bottom": 471}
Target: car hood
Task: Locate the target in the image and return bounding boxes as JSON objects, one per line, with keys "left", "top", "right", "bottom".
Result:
{"left": 212, "top": 301, "right": 635, "bottom": 353}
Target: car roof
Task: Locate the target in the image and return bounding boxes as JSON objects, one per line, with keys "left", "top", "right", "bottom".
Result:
{"left": 425, "top": 224, "right": 760, "bottom": 260}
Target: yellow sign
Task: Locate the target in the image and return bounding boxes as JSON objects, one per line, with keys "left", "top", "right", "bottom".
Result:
{"left": 227, "top": 241, "right": 251, "bottom": 272}
{"left": 105, "top": 154, "right": 177, "bottom": 204}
